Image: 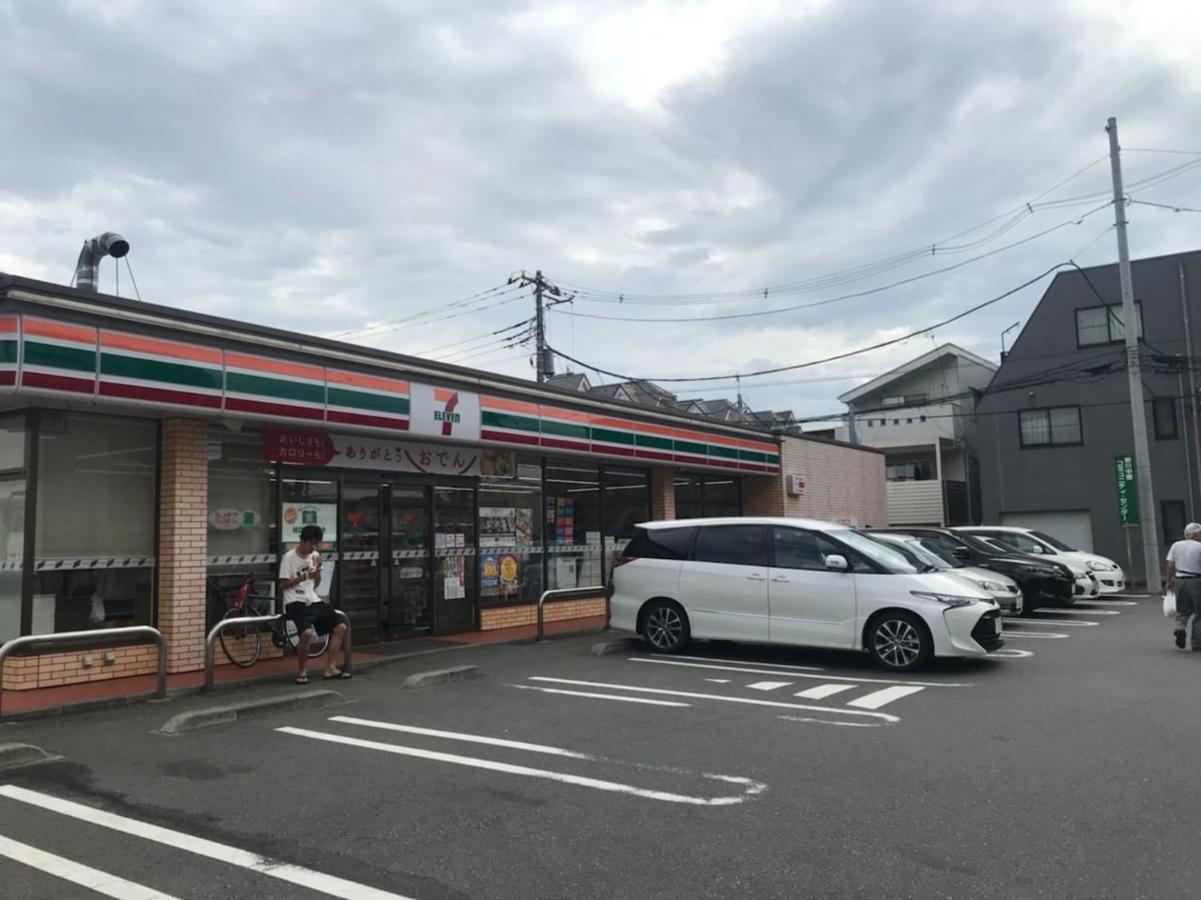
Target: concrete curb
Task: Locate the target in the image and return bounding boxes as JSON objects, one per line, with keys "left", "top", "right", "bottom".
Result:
{"left": 591, "top": 639, "right": 637, "bottom": 656}
{"left": 158, "top": 689, "right": 344, "bottom": 735}
{"left": 0, "top": 743, "right": 51, "bottom": 769}
{"left": 401, "top": 665, "right": 482, "bottom": 689}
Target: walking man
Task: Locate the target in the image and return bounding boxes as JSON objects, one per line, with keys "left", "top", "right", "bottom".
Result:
{"left": 1167, "top": 522, "right": 1201, "bottom": 650}
{"left": 279, "top": 524, "right": 350, "bottom": 683}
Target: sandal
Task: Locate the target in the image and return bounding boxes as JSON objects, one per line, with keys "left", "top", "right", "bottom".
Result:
{"left": 295, "top": 675, "right": 309, "bottom": 685}
{"left": 322, "top": 670, "right": 352, "bottom": 680}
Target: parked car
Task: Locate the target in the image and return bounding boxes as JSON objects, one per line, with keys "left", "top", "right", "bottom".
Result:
{"left": 868, "top": 527, "right": 1075, "bottom": 612}
{"left": 957, "top": 526, "right": 1127, "bottom": 594}
{"left": 609, "top": 517, "right": 1003, "bottom": 671}
{"left": 969, "top": 533, "right": 1100, "bottom": 600}
{"left": 867, "top": 532, "right": 1023, "bottom": 616}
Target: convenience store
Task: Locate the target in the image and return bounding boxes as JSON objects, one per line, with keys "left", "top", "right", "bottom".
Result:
{"left": 0, "top": 271, "right": 798, "bottom": 689}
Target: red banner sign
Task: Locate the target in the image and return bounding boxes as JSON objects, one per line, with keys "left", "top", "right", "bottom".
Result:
{"left": 264, "top": 428, "right": 337, "bottom": 466}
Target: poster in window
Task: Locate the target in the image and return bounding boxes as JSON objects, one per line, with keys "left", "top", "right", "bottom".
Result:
{"left": 499, "top": 554, "right": 519, "bottom": 595}
{"left": 481, "top": 554, "right": 500, "bottom": 594}
{"left": 479, "top": 507, "right": 517, "bottom": 549}
{"left": 280, "top": 502, "right": 338, "bottom": 552}
{"left": 514, "top": 508, "right": 534, "bottom": 548}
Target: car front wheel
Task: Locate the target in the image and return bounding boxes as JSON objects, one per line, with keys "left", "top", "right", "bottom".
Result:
{"left": 867, "top": 611, "right": 931, "bottom": 671}
{"left": 641, "top": 600, "right": 691, "bottom": 653}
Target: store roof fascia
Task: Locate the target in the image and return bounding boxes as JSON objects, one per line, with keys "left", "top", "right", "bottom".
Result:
{"left": 0, "top": 272, "right": 778, "bottom": 444}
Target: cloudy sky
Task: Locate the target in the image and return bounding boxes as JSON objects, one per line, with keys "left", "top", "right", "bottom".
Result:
{"left": 2, "top": 0, "right": 1199, "bottom": 421}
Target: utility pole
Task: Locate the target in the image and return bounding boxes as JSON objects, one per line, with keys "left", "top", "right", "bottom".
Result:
{"left": 1180, "top": 261, "right": 1201, "bottom": 514}
{"left": 1107, "top": 116, "right": 1162, "bottom": 592}
{"left": 533, "top": 270, "right": 549, "bottom": 382}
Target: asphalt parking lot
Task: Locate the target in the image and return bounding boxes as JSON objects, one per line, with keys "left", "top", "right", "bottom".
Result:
{"left": 0, "top": 593, "right": 1197, "bottom": 899}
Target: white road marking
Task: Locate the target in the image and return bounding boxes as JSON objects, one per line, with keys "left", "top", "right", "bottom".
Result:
{"left": 0, "top": 833, "right": 182, "bottom": 900}
{"left": 846, "top": 685, "right": 925, "bottom": 710}
{"left": 1105, "top": 593, "right": 1149, "bottom": 599}
{"left": 1002, "top": 631, "right": 1070, "bottom": 639}
{"left": 656, "top": 653, "right": 824, "bottom": 672}
{"left": 1010, "top": 618, "right": 1097, "bottom": 627}
{"left": 630, "top": 657, "right": 968, "bottom": 688}
{"left": 529, "top": 677, "right": 900, "bottom": 723}
{"left": 778, "top": 715, "right": 881, "bottom": 728}
{"left": 794, "top": 683, "right": 856, "bottom": 700}
{"left": 990, "top": 648, "right": 1035, "bottom": 658}
{"left": 278, "top": 727, "right": 764, "bottom": 806}
{"left": 746, "top": 681, "right": 793, "bottom": 692}
{"left": 328, "top": 716, "right": 600, "bottom": 756}
{"left": 508, "top": 684, "right": 690, "bottom": 707}
{"left": 1080, "top": 600, "right": 1138, "bottom": 606}
{"left": 705, "top": 678, "right": 731, "bottom": 684}
{"left": 1042, "top": 608, "right": 1120, "bottom": 616}
{"left": 0, "top": 785, "right": 415, "bottom": 900}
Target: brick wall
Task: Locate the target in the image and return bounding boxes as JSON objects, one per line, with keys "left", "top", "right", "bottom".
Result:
{"left": 2, "top": 644, "right": 159, "bottom": 691}
{"left": 480, "top": 597, "right": 606, "bottom": 630}
{"left": 157, "top": 418, "right": 209, "bottom": 674}
{"left": 650, "top": 466, "right": 675, "bottom": 520}
{"left": 776, "top": 435, "right": 887, "bottom": 526}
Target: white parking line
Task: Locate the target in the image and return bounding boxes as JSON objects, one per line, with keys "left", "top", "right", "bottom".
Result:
{"left": 778, "top": 716, "right": 881, "bottom": 728}
{"left": 508, "top": 684, "right": 690, "bottom": 707}
{"left": 747, "top": 681, "right": 793, "bottom": 692}
{"left": 657, "top": 653, "right": 824, "bottom": 672}
{"left": 328, "top": 716, "right": 599, "bottom": 756}
{"left": 1010, "top": 618, "right": 1098, "bottom": 627}
{"left": 1043, "top": 608, "right": 1120, "bottom": 616}
{"left": 1080, "top": 600, "right": 1139, "bottom": 606}
{"left": 1002, "top": 631, "right": 1070, "bottom": 639}
{"left": 529, "top": 677, "right": 900, "bottom": 723}
{"left": 0, "top": 833, "right": 181, "bottom": 900}
{"left": 990, "top": 648, "right": 1035, "bottom": 658}
{"left": 0, "top": 785, "right": 414, "bottom": 900}
{"left": 705, "top": 678, "right": 731, "bottom": 684}
{"left": 794, "top": 683, "right": 856, "bottom": 700}
{"left": 278, "top": 727, "right": 764, "bottom": 806}
{"left": 630, "top": 657, "right": 968, "bottom": 688}
{"left": 846, "top": 686, "right": 925, "bottom": 710}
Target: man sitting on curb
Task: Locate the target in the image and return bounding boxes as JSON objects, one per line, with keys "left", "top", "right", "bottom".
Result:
{"left": 279, "top": 524, "right": 350, "bottom": 683}
{"left": 1167, "top": 522, "right": 1201, "bottom": 651}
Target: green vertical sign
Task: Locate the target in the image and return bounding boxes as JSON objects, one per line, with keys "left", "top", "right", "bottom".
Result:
{"left": 1115, "top": 454, "right": 1140, "bottom": 525}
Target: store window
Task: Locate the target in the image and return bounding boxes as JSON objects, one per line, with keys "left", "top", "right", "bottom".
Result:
{"left": 545, "top": 462, "right": 602, "bottom": 590}
{"left": 602, "top": 466, "right": 650, "bottom": 580}
{"left": 33, "top": 412, "right": 156, "bottom": 633}
{"left": 479, "top": 453, "right": 543, "bottom": 606}
{"left": 674, "top": 476, "right": 701, "bottom": 521}
{"left": 702, "top": 477, "right": 741, "bottom": 517}
{"left": 0, "top": 415, "right": 24, "bottom": 644}
{"left": 206, "top": 426, "right": 276, "bottom": 626}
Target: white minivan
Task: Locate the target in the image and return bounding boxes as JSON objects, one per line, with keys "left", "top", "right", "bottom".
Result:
{"left": 610, "top": 517, "right": 1003, "bottom": 671}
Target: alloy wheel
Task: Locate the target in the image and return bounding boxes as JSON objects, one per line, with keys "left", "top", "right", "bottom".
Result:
{"left": 874, "top": 618, "right": 922, "bottom": 669}
{"left": 645, "top": 606, "right": 684, "bottom": 650}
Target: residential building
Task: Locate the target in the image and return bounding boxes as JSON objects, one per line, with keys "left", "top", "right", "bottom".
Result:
{"left": 972, "top": 249, "right": 1201, "bottom": 583}
{"left": 835, "top": 343, "right": 997, "bottom": 526}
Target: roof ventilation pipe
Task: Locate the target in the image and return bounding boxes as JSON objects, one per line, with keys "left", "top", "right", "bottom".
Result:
{"left": 74, "top": 232, "right": 130, "bottom": 292}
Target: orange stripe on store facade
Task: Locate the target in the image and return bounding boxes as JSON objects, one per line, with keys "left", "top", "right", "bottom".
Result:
{"left": 482, "top": 395, "right": 540, "bottom": 416}
{"left": 0, "top": 316, "right": 17, "bottom": 335}
{"left": 434, "top": 387, "right": 456, "bottom": 403}
{"left": 540, "top": 406, "right": 590, "bottom": 424}
{"left": 327, "top": 369, "right": 409, "bottom": 394}
{"left": 100, "top": 330, "right": 222, "bottom": 365}
{"left": 23, "top": 318, "right": 95, "bottom": 344}
{"left": 225, "top": 352, "right": 324, "bottom": 382}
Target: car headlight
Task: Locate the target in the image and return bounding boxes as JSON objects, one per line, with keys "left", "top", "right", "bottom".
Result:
{"left": 1086, "top": 560, "right": 1114, "bottom": 572}
{"left": 975, "top": 580, "right": 1008, "bottom": 592}
{"left": 911, "top": 591, "right": 980, "bottom": 609}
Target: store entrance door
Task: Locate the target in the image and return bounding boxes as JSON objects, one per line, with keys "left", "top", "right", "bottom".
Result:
{"left": 433, "top": 485, "right": 477, "bottom": 633}
{"left": 387, "top": 484, "right": 433, "bottom": 635}
{"left": 339, "top": 480, "right": 384, "bottom": 643}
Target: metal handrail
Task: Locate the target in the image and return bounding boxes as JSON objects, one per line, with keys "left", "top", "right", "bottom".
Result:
{"left": 537, "top": 586, "right": 606, "bottom": 642}
{"left": 204, "top": 609, "right": 352, "bottom": 691}
{"left": 0, "top": 625, "right": 167, "bottom": 717}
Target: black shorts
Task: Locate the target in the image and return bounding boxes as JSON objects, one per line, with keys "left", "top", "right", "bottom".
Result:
{"left": 285, "top": 601, "right": 337, "bottom": 638}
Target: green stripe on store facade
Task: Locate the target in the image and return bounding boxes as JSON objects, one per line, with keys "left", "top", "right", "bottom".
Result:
{"left": 226, "top": 371, "right": 324, "bottom": 404}
{"left": 0, "top": 341, "right": 17, "bottom": 365}
{"left": 100, "top": 353, "right": 221, "bottom": 390}
{"left": 738, "top": 449, "right": 769, "bottom": 464}
{"left": 481, "top": 410, "right": 540, "bottom": 434}
{"left": 592, "top": 427, "right": 636, "bottom": 446}
{"left": 636, "top": 433, "right": 673, "bottom": 451}
{"left": 675, "top": 439, "right": 706, "bottom": 456}
{"left": 23, "top": 340, "right": 95, "bottom": 373}
{"left": 541, "top": 419, "right": 589, "bottom": 440}
{"left": 708, "top": 444, "right": 740, "bottom": 460}
{"left": 327, "top": 387, "right": 410, "bottom": 416}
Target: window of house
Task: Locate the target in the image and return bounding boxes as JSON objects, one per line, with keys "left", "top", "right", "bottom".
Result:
{"left": 1076, "top": 302, "right": 1143, "bottom": 346}
{"left": 1153, "top": 397, "right": 1179, "bottom": 440}
{"left": 1163, "top": 500, "right": 1187, "bottom": 546}
{"left": 1019, "top": 407, "right": 1082, "bottom": 448}
{"left": 882, "top": 396, "right": 904, "bottom": 407}
{"left": 885, "top": 458, "right": 935, "bottom": 481}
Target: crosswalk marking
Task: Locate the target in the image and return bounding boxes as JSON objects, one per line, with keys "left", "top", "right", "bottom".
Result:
{"left": 0, "top": 785, "right": 415, "bottom": 900}
{"left": 795, "top": 684, "right": 856, "bottom": 700}
{"left": 747, "top": 681, "right": 792, "bottom": 692}
{"left": 846, "top": 685, "right": 926, "bottom": 710}
{"left": 0, "top": 833, "right": 182, "bottom": 899}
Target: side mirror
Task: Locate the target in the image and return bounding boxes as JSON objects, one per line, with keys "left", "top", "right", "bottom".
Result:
{"left": 1029, "top": 545, "right": 1044, "bottom": 554}
{"left": 824, "top": 554, "right": 849, "bottom": 572}
{"left": 952, "top": 547, "right": 971, "bottom": 561}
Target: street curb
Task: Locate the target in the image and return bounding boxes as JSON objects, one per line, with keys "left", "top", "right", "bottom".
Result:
{"left": 158, "top": 689, "right": 345, "bottom": 735}
{"left": 591, "top": 639, "right": 636, "bottom": 656}
{"left": 401, "top": 665, "right": 482, "bottom": 689}
{"left": 0, "top": 742, "right": 51, "bottom": 769}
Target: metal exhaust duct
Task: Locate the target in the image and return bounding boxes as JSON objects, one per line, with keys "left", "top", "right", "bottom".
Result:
{"left": 74, "top": 232, "right": 130, "bottom": 291}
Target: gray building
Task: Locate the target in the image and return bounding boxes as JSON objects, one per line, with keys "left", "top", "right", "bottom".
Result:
{"left": 973, "top": 248, "right": 1201, "bottom": 582}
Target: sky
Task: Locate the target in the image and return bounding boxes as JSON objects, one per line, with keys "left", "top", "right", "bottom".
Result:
{"left": 1, "top": 0, "right": 1200, "bottom": 424}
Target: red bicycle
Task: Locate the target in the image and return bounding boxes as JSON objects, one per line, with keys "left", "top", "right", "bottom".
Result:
{"left": 218, "top": 573, "right": 329, "bottom": 668}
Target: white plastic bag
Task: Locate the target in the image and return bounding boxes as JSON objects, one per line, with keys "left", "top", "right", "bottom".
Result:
{"left": 1164, "top": 590, "right": 1177, "bottom": 618}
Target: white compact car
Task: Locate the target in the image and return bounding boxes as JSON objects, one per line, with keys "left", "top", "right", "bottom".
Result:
{"left": 868, "top": 532, "right": 1023, "bottom": 616}
{"left": 610, "top": 517, "right": 1003, "bottom": 671}
{"left": 960, "top": 526, "right": 1125, "bottom": 594}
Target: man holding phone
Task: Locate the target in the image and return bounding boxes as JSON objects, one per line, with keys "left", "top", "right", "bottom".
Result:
{"left": 279, "top": 524, "right": 349, "bottom": 683}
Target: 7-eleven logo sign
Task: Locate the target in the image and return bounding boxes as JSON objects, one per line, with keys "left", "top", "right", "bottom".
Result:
{"left": 434, "top": 389, "right": 461, "bottom": 435}
{"left": 411, "top": 383, "right": 480, "bottom": 441}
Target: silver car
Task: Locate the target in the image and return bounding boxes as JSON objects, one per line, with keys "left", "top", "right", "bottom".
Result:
{"left": 869, "top": 532, "right": 1024, "bottom": 616}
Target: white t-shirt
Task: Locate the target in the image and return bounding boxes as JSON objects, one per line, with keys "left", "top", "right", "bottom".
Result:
{"left": 280, "top": 549, "right": 322, "bottom": 606}
{"left": 1167, "top": 539, "right": 1201, "bottom": 577}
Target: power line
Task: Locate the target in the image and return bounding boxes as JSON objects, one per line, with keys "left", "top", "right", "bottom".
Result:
{"left": 411, "top": 319, "right": 532, "bottom": 357}
{"left": 329, "top": 281, "right": 527, "bottom": 339}
{"left": 1128, "top": 198, "right": 1201, "bottom": 214}
{"left": 547, "top": 263, "right": 1066, "bottom": 384}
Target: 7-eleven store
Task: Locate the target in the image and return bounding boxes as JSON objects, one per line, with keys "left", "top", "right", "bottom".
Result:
{"left": 0, "top": 272, "right": 788, "bottom": 691}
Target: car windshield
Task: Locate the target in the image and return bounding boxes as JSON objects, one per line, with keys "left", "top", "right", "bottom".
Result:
{"left": 834, "top": 530, "right": 917, "bottom": 573}
{"left": 1032, "top": 530, "right": 1076, "bottom": 552}
{"left": 894, "top": 538, "right": 951, "bottom": 571}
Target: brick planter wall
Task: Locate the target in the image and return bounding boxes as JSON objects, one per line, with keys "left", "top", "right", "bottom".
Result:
{"left": 480, "top": 597, "right": 606, "bottom": 630}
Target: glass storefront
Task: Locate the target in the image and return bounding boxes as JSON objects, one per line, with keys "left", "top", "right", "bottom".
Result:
{"left": 545, "top": 462, "right": 603, "bottom": 591}
{"left": 602, "top": 467, "right": 650, "bottom": 580}
{"left": 674, "top": 473, "right": 742, "bottom": 520}
{"left": 0, "top": 414, "right": 25, "bottom": 643}
{"left": 479, "top": 454, "right": 543, "bottom": 607}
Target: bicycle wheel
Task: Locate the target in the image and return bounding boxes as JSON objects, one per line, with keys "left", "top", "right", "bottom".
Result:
{"left": 306, "top": 632, "right": 330, "bottom": 658}
{"left": 219, "top": 607, "right": 263, "bottom": 668}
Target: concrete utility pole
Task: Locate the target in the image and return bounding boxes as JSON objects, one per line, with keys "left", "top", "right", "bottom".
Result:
{"left": 533, "top": 270, "right": 549, "bottom": 382}
{"left": 1107, "top": 116, "right": 1162, "bottom": 592}
{"left": 1180, "top": 261, "right": 1201, "bottom": 513}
